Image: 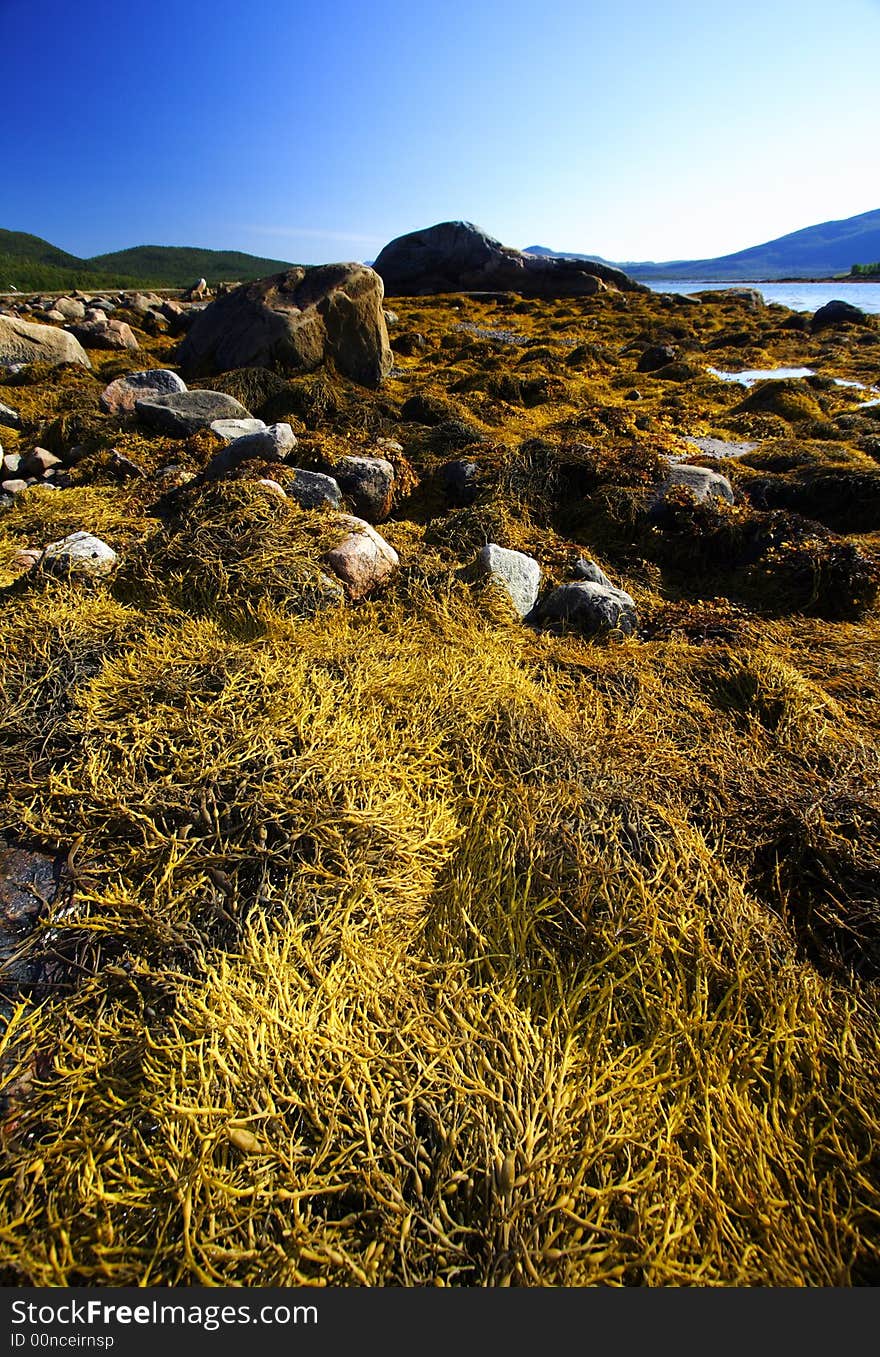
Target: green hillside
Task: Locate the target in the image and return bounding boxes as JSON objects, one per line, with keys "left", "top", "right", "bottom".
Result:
{"left": 88, "top": 245, "right": 295, "bottom": 286}
{"left": 0, "top": 229, "right": 84, "bottom": 271}
{"left": 0, "top": 229, "right": 295, "bottom": 292}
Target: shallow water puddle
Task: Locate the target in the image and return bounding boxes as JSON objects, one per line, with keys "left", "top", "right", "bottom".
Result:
{"left": 707, "top": 366, "right": 815, "bottom": 384}
{"left": 707, "top": 366, "right": 880, "bottom": 403}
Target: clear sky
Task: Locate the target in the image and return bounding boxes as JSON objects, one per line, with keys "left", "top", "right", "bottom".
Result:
{"left": 5, "top": 0, "right": 880, "bottom": 265}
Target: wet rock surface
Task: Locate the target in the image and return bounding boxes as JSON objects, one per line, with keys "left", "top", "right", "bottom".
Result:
{"left": 0, "top": 846, "right": 72, "bottom": 997}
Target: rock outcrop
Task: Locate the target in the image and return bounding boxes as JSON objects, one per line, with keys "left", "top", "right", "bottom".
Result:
{"left": 178, "top": 264, "right": 393, "bottom": 387}
{"left": 373, "top": 221, "right": 644, "bottom": 297}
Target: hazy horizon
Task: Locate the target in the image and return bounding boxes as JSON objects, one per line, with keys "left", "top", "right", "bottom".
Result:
{"left": 6, "top": 0, "right": 880, "bottom": 266}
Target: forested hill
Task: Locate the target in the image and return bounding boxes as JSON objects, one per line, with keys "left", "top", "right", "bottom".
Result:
{"left": 0, "top": 229, "right": 295, "bottom": 291}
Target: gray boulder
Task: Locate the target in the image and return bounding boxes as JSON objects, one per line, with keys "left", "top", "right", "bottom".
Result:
{"left": 53, "top": 297, "right": 86, "bottom": 321}
{"left": 0, "top": 401, "right": 21, "bottom": 430}
{"left": 373, "top": 221, "right": 644, "bottom": 297}
{"left": 573, "top": 558, "right": 613, "bottom": 588}
{"left": 332, "top": 454, "right": 395, "bottom": 521}
{"left": 0, "top": 316, "right": 91, "bottom": 369}
{"left": 136, "top": 390, "right": 252, "bottom": 437}
{"left": 67, "top": 318, "right": 139, "bottom": 351}
{"left": 473, "top": 543, "right": 540, "bottom": 617}
{"left": 178, "top": 263, "right": 392, "bottom": 387}
{"left": 637, "top": 344, "right": 677, "bottom": 372}
{"left": 533, "top": 581, "right": 638, "bottom": 636}
{"left": 654, "top": 463, "right": 735, "bottom": 507}
{"left": 205, "top": 423, "right": 297, "bottom": 476}
{"left": 100, "top": 368, "right": 188, "bottom": 414}
{"left": 289, "top": 469, "right": 342, "bottom": 510}
{"left": 126, "top": 291, "right": 165, "bottom": 315}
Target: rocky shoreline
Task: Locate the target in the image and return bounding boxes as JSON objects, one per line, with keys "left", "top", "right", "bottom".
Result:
{"left": 1, "top": 222, "right": 879, "bottom": 1286}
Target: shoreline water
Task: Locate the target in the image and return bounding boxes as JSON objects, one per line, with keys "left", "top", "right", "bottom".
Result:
{"left": 643, "top": 278, "right": 880, "bottom": 313}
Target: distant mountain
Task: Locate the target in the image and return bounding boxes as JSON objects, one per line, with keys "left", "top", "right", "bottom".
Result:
{"left": 525, "top": 208, "right": 880, "bottom": 281}
{"left": 0, "top": 229, "right": 295, "bottom": 292}
{"left": 524, "top": 244, "right": 621, "bottom": 269}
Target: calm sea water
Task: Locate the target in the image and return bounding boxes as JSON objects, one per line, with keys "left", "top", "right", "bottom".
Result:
{"left": 645, "top": 279, "right": 880, "bottom": 315}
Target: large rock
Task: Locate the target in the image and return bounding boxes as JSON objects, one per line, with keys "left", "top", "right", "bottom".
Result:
{"left": 0, "top": 316, "right": 92, "bottom": 369}
{"left": 373, "top": 221, "right": 644, "bottom": 297}
{"left": 288, "top": 469, "right": 342, "bottom": 510}
{"left": 100, "top": 368, "right": 188, "bottom": 414}
{"left": 325, "top": 516, "right": 399, "bottom": 599}
{"left": 533, "top": 581, "right": 638, "bottom": 637}
{"left": 178, "top": 264, "right": 392, "bottom": 387}
{"left": 126, "top": 291, "right": 166, "bottom": 315}
{"left": 53, "top": 297, "right": 86, "bottom": 321}
{"left": 637, "top": 344, "right": 677, "bottom": 372}
{"left": 811, "top": 299, "right": 870, "bottom": 332}
{"left": 67, "top": 318, "right": 139, "bottom": 351}
{"left": 654, "top": 464, "right": 735, "bottom": 507}
{"left": 473, "top": 543, "right": 540, "bottom": 617}
{"left": 136, "top": 390, "right": 251, "bottom": 437}
{"left": 332, "top": 454, "right": 395, "bottom": 521}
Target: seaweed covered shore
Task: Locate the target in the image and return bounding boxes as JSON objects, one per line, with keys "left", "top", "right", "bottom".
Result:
{"left": 1, "top": 276, "right": 880, "bottom": 1285}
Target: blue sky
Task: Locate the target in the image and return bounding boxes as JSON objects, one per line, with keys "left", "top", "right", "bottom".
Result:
{"left": 5, "top": 0, "right": 880, "bottom": 264}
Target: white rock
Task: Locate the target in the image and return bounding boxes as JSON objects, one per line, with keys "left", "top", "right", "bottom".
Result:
{"left": 474, "top": 543, "right": 540, "bottom": 617}
{"left": 209, "top": 418, "right": 268, "bottom": 442}
{"left": 39, "top": 531, "right": 118, "bottom": 578}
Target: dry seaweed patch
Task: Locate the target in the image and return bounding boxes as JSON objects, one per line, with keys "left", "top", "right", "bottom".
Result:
{"left": 1, "top": 287, "right": 880, "bottom": 1285}
{"left": 1, "top": 599, "right": 880, "bottom": 1283}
